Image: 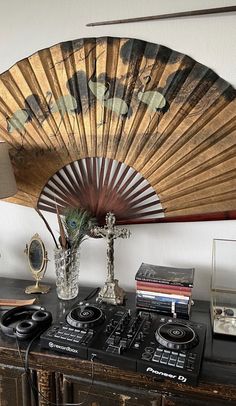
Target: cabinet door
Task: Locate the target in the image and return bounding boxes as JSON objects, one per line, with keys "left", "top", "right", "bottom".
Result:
{"left": 162, "top": 394, "right": 231, "bottom": 406}
{"left": 62, "top": 374, "right": 162, "bottom": 406}
{"left": 0, "top": 364, "right": 35, "bottom": 406}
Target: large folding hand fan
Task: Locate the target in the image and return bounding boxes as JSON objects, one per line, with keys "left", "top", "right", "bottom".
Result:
{"left": 0, "top": 36, "right": 235, "bottom": 224}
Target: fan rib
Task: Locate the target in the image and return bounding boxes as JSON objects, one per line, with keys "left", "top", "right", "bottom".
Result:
{"left": 109, "top": 164, "right": 130, "bottom": 193}
{"left": 121, "top": 177, "right": 147, "bottom": 200}
{"left": 162, "top": 169, "right": 236, "bottom": 206}
{"left": 136, "top": 70, "right": 219, "bottom": 175}
{"left": 122, "top": 53, "right": 191, "bottom": 166}
{"left": 124, "top": 208, "right": 164, "bottom": 220}
{"left": 141, "top": 82, "right": 233, "bottom": 182}
{"left": 84, "top": 157, "right": 97, "bottom": 212}
{"left": 69, "top": 161, "right": 86, "bottom": 190}
{"left": 40, "top": 189, "right": 67, "bottom": 208}
{"left": 45, "top": 182, "right": 75, "bottom": 204}
{"left": 152, "top": 116, "right": 236, "bottom": 190}
{"left": 38, "top": 49, "right": 69, "bottom": 153}
{"left": 127, "top": 200, "right": 162, "bottom": 213}
{"left": 55, "top": 172, "right": 77, "bottom": 196}
{"left": 105, "top": 38, "right": 125, "bottom": 158}
{"left": 165, "top": 191, "right": 236, "bottom": 216}
{"left": 37, "top": 157, "right": 163, "bottom": 223}
{"left": 13, "top": 60, "right": 57, "bottom": 153}
{"left": 115, "top": 40, "right": 157, "bottom": 162}
{"left": 0, "top": 74, "right": 42, "bottom": 151}
{"left": 129, "top": 191, "right": 159, "bottom": 207}
{"left": 156, "top": 142, "right": 236, "bottom": 195}
{"left": 109, "top": 161, "right": 123, "bottom": 187}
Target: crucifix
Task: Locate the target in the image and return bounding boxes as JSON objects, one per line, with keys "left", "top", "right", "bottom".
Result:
{"left": 92, "top": 212, "right": 131, "bottom": 305}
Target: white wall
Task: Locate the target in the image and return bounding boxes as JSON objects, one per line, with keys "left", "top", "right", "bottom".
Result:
{"left": 0, "top": 0, "right": 235, "bottom": 300}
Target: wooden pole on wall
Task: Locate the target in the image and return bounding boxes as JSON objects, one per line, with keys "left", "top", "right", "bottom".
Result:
{"left": 86, "top": 5, "right": 236, "bottom": 26}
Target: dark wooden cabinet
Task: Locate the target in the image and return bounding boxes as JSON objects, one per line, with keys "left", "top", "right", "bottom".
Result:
{"left": 0, "top": 364, "right": 34, "bottom": 406}
{"left": 62, "top": 374, "right": 162, "bottom": 405}
{"left": 0, "top": 278, "right": 236, "bottom": 406}
{"left": 161, "top": 395, "right": 231, "bottom": 406}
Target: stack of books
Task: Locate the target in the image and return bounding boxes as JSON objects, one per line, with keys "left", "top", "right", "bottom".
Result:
{"left": 135, "top": 263, "right": 195, "bottom": 318}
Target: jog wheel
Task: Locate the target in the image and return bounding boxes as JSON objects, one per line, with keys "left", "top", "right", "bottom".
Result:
{"left": 66, "top": 304, "right": 105, "bottom": 328}
{"left": 155, "top": 321, "right": 199, "bottom": 350}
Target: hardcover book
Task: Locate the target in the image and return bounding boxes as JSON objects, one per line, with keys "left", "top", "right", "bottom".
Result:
{"left": 136, "top": 281, "right": 192, "bottom": 296}
{"left": 135, "top": 263, "right": 195, "bottom": 287}
{"left": 136, "top": 297, "right": 190, "bottom": 314}
{"left": 136, "top": 290, "right": 189, "bottom": 303}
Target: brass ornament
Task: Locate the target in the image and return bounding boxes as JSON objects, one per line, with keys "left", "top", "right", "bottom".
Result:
{"left": 24, "top": 233, "right": 50, "bottom": 294}
{"left": 92, "top": 212, "right": 130, "bottom": 305}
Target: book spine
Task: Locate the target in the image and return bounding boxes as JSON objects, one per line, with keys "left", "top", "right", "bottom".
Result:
{"left": 136, "top": 283, "right": 192, "bottom": 296}
{"left": 136, "top": 298, "right": 189, "bottom": 309}
{"left": 136, "top": 300, "right": 189, "bottom": 316}
{"left": 136, "top": 290, "right": 189, "bottom": 302}
{"left": 135, "top": 276, "right": 193, "bottom": 287}
{"left": 136, "top": 281, "right": 192, "bottom": 293}
{"left": 136, "top": 298, "right": 189, "bottom": 310}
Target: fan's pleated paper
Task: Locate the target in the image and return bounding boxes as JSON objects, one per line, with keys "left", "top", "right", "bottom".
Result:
{"left": 0, "top": 37, "right": 235, "bottom": 223}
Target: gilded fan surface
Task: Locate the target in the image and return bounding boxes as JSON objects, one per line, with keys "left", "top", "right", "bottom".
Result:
{"left": 0, "top": 36, "right": 235, "bottom": 223}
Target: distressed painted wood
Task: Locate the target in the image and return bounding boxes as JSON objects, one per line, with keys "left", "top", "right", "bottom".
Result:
{"left": 0, "top": 364, "right": 33, "bottom": 406}
{"left": 0, "top": 37, "right": 235, "bottom": 223}
{"left": 37, "top": 370, "right": 55, "bottom": 406}
{"left": 63, "top": 373, "right": 162, "bottom": 405}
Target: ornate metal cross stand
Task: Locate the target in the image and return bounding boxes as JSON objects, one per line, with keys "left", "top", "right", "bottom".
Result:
{"left": 92, "top": 212, "right": 131, "bottom": 305}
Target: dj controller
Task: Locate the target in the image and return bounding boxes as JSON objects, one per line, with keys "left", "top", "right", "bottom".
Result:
{"left": 40, "top": 302, "right": 206, "bottom": 386}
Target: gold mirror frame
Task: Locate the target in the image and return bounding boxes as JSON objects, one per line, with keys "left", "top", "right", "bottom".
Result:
{"left": 25, "top": 233, "right": 50, "bottom": 294}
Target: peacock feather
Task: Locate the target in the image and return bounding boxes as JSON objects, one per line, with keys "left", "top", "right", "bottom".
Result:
{"left": 63, "top": 208, "right": 96, "bottom": 250}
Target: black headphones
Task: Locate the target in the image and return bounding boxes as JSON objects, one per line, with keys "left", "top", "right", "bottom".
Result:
{"left": 0, "top": 305, "right": 52, "bottom": 340}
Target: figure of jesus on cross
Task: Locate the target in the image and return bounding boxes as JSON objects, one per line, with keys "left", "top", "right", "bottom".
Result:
{"left": 92, "top": 212, "right": 131, "bottom": 305}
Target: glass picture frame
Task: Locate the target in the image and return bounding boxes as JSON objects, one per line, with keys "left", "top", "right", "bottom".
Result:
{"left": 211, "top": 238, "right": 236, "bottom": 336}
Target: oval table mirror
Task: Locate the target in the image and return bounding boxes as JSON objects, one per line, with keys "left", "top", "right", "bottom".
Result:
{"left": 24, "top": 233, "right": 50, "bottom": 294}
